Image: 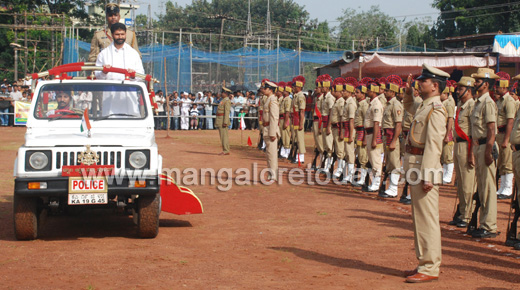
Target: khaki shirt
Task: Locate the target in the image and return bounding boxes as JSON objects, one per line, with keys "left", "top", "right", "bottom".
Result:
{"left": 378, "top": 93, "right": 387, "bottom": 108}
{"left": 330, "top": 97, "right": 345, "bottom": 124}
{"left": 442, "top": 95, "right": 455, "bottom": 119}
{"left": 470, "top": 92, "right": 497, "bottom": 140}
{"left": 382, "top": 97, "right": 403, "bottom": 129}
{"left": 88, "top": 29, "right": 140, "bottom": 62}
{"left": 280, "top": 96, "right": 291, "bottom": 114}
{"left": 497, "top": 92, "right": 516, "bottom": 127}
{"left": 364, "top": 97, "right": 383, "bottom": 128}
{"left": 320, "top": 91, "right": 335, "bottom": 116}
{"left": 404, "top": 95, "right": 447, "bottom": 184}
{"left": 263, "top": 94, "right": 280, "bottom": 137}
{"left": 292, "top": 91, "right": 306, "bottom": 111}
{"left": 215, "top": 97, "right": 231, "bottom": 127}
{"left": 355, "top": 99, "right": 369, "bottom": 127}
{"left": 342, "top": 97, "right": 357, "bottom": 121}
{"left": 510, "top": 107, "right": 520, "bottom": 145}
{"left": 454, "top": 98, "right": 475, "bottom": 140}
{"left": 403, "top": 96, "right": 422, "bottom": 131}
{"left": 313, "top": 94, "right": 323, "bottom": 118}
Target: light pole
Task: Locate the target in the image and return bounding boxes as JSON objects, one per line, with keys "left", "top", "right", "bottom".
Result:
{"left": 10, "top": 43, "right": 22, "bottom": 81}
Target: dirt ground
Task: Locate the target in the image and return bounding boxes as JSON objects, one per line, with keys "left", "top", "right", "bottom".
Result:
{"left": 0, "top": 126, "right": 519, "bottom": 289}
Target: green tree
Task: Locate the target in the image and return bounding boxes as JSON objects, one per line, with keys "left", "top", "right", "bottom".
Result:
{"left": 336, "top": 5, "right": 399, "bottom": 51}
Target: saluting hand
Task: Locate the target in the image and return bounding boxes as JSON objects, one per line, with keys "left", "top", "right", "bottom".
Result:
{"left": 405, "top": 74, "right": 413, "bottom": 95}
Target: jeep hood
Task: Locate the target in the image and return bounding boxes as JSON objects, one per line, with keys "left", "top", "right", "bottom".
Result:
{"left": 24, "top": 126, "right": 155, "bottom": 147}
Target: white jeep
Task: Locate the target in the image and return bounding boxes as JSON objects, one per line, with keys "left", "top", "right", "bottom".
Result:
{"left": 13, "top": 64, "right": 164, "bottom": 239}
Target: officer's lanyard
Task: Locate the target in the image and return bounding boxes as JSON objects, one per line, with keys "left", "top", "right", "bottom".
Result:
{"left": 105, "top": 29, "right": 112, "bottom": 42}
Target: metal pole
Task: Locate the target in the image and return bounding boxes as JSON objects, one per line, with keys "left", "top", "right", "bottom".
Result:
{"left": 298, "top": 39, "right": 301, "bottom": 76}
{"left": 13, "top": 13, "right": 18, "bottom": 81}
{"left": 209, "top": 32, "right": 212, "bottom": 90}
{"left": 177, "top": 29, "right": 182, "bottom": 92}
{"left": 257, "top": 37, "right": 260, "bottom": 83}
{"left": 276, "top": 34, "right": 279, "bottom": 82}
{"left": 24, "top": 11, "right": 28, "bottom": 76}
{"left": 217, "top": 17, "right": 225, "bottom": 85}
{"left": 376, "top": 37, "right": 379, "bottom": 51}
{"left": 190, "top": 33, "right": 193, "bottom": 93}
{"left": 164, "top": 57, "right": 171, "bottom": 137}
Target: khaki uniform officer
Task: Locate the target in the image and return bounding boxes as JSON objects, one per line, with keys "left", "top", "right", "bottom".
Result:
{"left": 278, "top": 83, "right": 291, "bottom": 159}
{"left": 291, "top": 76, "right": 307, "bottom": 163}
{"left": 330, "top": 78, "right": 346, "bottom": 178}
{"left": 364, "top": 81, "right": 384, "bottom": 192}
{"left": 257, "top": 79, "right": 270, "bottom": 150}
{"left": 380, "top": 75, "right": 404, "bottom": 198}
{"left": 450, "top": 77, "right": 477, "bottom": 228}
{"left": 508, "top": 73, "right": 520, "bottom": 249}
{"left": 88, "top": 3, "right": 141, "bottom": 62}
{"left": 262, "top": 81, "right": 281, "bottom": 181}
{"left": 341, "top": 82, "right": 358, "bottom": 184}
{"left": 351, "top": 85, "right": 370, "bottom": 187}
{"left": 311, "top": 79, "right": 324, "bottom": 170}
{"left": 402, "top": 64, "right": 448, "bottom": 283}
{"left": 319, "top": 75, "right": 336, "bottom": 173}
{"left": 216, "top": 87, "right": 232, "bottom": 155}
{"left": 469, "top": 68, "right": 499, "bottom": 238}
{"left": 495, "top": 72, "right": 515, "bottom": 199}
{"left": 440, "top": 87, "right": 456, "bottom": 184}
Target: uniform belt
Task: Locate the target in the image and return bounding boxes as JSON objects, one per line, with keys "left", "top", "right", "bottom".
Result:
{"left": 263, "top": 121, "right": 270, "bottom": 126}
{"left": 477, "top": 138, "right": 487, "bottom": 145}
{"left": 365, "top": 127, "right": 374, "bottom": 135}
{"left": 216, "top": 113, "right": 224, "bottom": 116}
{"left": 456, "top": 137, "right": 467, "bottom": 143}
{"left": 405, "top": 144, "right": 424, "bottom": 155}
{"left": 356, "top": 126, "right": 364, "bottom": 130}
{"left": 279, "top": 115, "right": 285, "bottom": 119}
{"left": 498, "top": 125, "right": 507, "bottom": 133}
{"left": 332, "top": 123, "right": 340, "bottom": 128}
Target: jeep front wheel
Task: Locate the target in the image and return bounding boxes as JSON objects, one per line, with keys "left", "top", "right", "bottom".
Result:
{"left": 13, "top": 195, "right": 38, "bottom": 240}
{"left": 137, "top": 193, "right": 160, "bottom": 238}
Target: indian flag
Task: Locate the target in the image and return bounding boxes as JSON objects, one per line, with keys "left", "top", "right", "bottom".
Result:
{"left": 80, "top": 108, "right": 91, "bottom": 132}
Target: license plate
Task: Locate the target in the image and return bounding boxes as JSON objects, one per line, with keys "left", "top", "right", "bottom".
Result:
{"left": 68, "top": 177, "right": 108, "bottom": 205}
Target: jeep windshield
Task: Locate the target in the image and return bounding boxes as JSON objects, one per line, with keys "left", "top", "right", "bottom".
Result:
{"left": 34, "top": 83, "right": 147, "bottom": 120}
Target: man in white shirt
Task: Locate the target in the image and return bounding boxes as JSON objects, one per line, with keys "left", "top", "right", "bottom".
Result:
{"left": 95, "top": 23, "right": 144, "bottom": 81}
{"left": 95, "top": 23, "right": 145, "bottom": 117}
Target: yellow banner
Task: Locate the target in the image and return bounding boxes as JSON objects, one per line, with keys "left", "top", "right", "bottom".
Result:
{"left": 14, "top": 101, "right": 31, "bottom": 126}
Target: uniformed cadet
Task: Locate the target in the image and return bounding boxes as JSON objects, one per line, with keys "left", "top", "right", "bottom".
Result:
{"left": 291, "top": 76, "right": 307, "bottom": 164}
{"left": 262, "top": 81, "right": 281, "bottom": 181}
{"left": 379, "top": 75, "right": 404, "bottom": 198}
{"left": 216, "top": 87, "right": 232, "bottom": 155}
{"left": 278, "top": 82, "right": 291, "bottom": 159}
{"left": 351, "top": 84, "right": 370, "bottom": 187}
{"left": 495, "top": 71, "right": 515, "bottom": 199}
{"left": 341, "top": 78, "right": 358, "bottom": 184}
{"left": 440, "top": 83, "right": 456, "bottom": 184}
{"left": 469, "top": 67, "right": 499, "bottom": 238}
{"left": 319, "top": 75, "right": 335, "bottom": 173}
{"left": 364, "top": 80, "right": 384, "bottom": 192}
{"left": 376, "top": 78, "right": 388, "bottom": 108}
{"left": 509, "top": 73, "right": 520, "bottom": 250}
{"left": 311, "top": 77, "right": 325, "bottom": 170}
{"left": 330, "top": 78, "right": 346, "bottom": 178}
{"left": 399, "top": 82, "right": 422, "bottom": 204}
{"left": 449, "top": 77, "right": 477, "bottom": 228}
{"left": 402, "top": 64, "right": 448, "bottom": 283}
{"left": 511, "top": 81, "right": 520, "bottom": 111}
{"left": 257, "top": 79, "right": 270, "bottom": 150}
{"left": 88, "top": 3, "right": 141, "bottom": 62}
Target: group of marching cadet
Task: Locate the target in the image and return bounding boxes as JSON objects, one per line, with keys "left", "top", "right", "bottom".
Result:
{"left": 255, "top": 67, "right": 520, "bottom": 252}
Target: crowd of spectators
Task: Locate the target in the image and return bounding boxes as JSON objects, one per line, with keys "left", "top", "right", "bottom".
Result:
{"left": 0, "top": 78, "right": 32, "bottom": 126}
{"left": 153, "top": 89, "right": 316, "bottom": 132}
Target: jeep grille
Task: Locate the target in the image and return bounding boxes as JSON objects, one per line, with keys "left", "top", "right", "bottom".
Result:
{"left": 55, "top": 150, "right": 122, "bottom": 169}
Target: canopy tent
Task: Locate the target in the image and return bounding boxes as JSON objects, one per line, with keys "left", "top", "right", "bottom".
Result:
{"left": 327, "top": 52, "right": 497, "bottom": 79}
{"left": 493, "top": 34, "right": 520, "bottom": 64}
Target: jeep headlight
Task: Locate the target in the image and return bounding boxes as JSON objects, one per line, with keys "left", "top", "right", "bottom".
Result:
{"left": 25, "top": 150, "right": 52, "bottom": 171}
{"left": 129, "top": 151, "right": 147, "bottom": 169}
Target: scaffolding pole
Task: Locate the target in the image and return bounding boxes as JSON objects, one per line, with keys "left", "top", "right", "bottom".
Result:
{"left": 177, "top": 29, "right": 182, "bottom": 92}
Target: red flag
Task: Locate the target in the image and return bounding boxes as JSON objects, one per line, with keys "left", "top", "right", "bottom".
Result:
{"left": 247, "top": 136, "right": 253, "bottom": 146}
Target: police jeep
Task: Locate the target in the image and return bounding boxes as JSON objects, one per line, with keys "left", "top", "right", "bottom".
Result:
{"left": 13, "top": 63, "right": 167, "bottom": 240}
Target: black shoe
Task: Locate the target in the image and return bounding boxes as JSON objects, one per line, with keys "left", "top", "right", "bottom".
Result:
{"left": 497, "top": 194, "right": 512, "bottom": 200}
{"left": 514, "top": 242, "right": 520, "bottom": 250}
{"left": 471, "top": 228, "right": 497, "bottom": 238}
{"left": 399, "top": 197, "right": 411, "bottom": 205}
{"left": 448, "top": 218, "right": 462, "bottom": 226}
{"left": 378, "top": 192, "right": 397, "bottom": 198}
{"left": 456, "top": 221, "right": 468, "bottom": 228}
{"left": 505, "top": 238, "right": 520, "bottom": 247}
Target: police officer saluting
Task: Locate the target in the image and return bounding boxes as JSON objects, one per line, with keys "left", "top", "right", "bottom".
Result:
{"left": 402, "top": 64, "right": 448, "bottom": 283}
